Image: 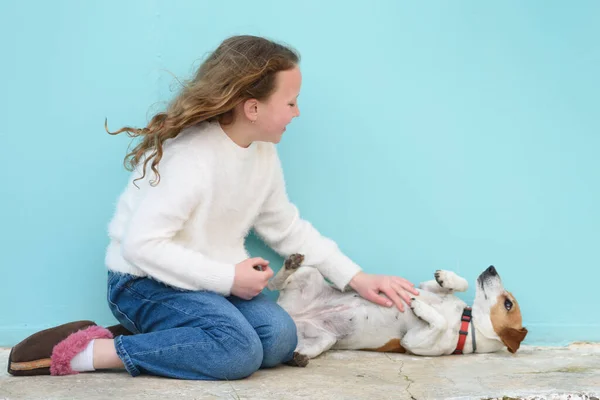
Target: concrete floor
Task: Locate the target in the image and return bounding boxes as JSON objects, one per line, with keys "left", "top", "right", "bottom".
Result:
{"left": 0, "top": 344, "right": 599, "bottom": 400}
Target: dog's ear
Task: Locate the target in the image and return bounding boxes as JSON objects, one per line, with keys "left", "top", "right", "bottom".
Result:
{"left": 498, "top": 327, "right": 528, "bottom": 353}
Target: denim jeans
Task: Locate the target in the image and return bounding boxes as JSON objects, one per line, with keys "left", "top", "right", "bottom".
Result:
{"left": 106, "top": 271, "right": 297, "bottom": 380}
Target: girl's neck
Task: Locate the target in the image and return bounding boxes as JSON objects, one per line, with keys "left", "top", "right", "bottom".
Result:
{"left": 219, "top": 119, "right": 255, "bottom": 148}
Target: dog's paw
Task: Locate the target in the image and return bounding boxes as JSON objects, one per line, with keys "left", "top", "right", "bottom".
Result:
{"left": 434, "top": 270, "right": 468, "bottom": 292}
{"left": 409, "top": 297, "right": 425, "bottom": 318}
{"left": 409, "top": 297, "right": 439, "bottom": 325}
{"left": 285, "top": 254, "right": 305, "bottom": 270}
{"left": 284, "top": 351, "right": 309, "bottom": 368}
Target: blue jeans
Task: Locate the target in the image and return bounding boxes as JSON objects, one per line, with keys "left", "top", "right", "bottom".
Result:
{"left": 106, "top": 271, "right": 297, "bottom": 380}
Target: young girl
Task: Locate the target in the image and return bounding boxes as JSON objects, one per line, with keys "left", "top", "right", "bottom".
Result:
{"left": 8, "top": 35, "right": 418, "bottom": 380}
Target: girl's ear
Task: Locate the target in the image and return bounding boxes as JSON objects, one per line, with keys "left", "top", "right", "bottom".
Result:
{"left": 243, "top": 98, "right": 259, "bottom": 122}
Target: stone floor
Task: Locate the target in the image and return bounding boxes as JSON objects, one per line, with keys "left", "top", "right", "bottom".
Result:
{"left": 1, "top": 343, "right": 599, "bottom": 400}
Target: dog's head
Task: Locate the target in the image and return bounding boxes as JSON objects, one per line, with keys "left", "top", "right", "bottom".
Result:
{"left": 474, "top": 266, "right": 528, "bottom": 353}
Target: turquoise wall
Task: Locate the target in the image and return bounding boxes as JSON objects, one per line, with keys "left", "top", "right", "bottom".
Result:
{"left": 1, "top": 0, "right": 598, "bottom": 347}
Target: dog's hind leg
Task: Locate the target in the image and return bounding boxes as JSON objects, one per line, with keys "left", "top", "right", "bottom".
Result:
{"left": 275, "top": 265, "right": 335, "bottom": 313}
{"left": 295, "top": 322, "right": 338, "bottom": 360}
{"left": 267, "top": 253, "right": 305, "bottom": 291}
{"left": 297, "top": 335, "right": 337, "bottom": 359}
{"left": 270, "top": 257, "right": 333, "bottom": 304}
{"left": 283, "top": 331, "right": 337, "bottom": 368}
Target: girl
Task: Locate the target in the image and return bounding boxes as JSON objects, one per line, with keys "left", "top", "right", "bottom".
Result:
{"left": 8, "top": 35, "right": 418, "bottom": 380}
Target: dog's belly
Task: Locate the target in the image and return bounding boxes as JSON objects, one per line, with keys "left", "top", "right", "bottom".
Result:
{"left": 283, "top": 291, "right": 426, "bottom": 353}
{"left": 331, "top": 302, "right": 422, "bottom": 351}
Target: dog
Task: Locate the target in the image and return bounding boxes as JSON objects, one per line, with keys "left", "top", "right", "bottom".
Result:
{"left": 268, "top": 254, "right": 528, "bottom": 367}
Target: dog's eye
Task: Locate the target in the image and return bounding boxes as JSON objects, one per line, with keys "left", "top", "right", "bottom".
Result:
{"left": 504, "top": 299, "right": 513, "bottom": 311}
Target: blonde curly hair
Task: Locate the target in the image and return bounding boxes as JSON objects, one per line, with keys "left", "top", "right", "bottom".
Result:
{"left": 106, "top": 35, "right": 300, "bottom": 185}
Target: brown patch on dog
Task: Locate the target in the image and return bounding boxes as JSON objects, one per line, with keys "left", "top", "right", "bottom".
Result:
{"left": 498, "top": 326, "right": 528, "bottom": 353}
{"left": 490, "top": 291, "right": 528, "bottom": 353}
{"left": 362, "top": 338, "right": 406, "bottom": 353}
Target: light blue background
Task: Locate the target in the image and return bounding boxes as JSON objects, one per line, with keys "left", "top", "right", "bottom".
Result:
{"left": 1, "top": 0, "right": 598, "bottom": 347}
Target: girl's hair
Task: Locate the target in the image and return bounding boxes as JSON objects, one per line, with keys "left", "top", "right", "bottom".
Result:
{"left": 105, "top": 35, "right": 300, "bottom": 185}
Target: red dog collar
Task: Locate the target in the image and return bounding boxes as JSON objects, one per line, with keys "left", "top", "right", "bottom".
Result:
{"left": 453, "top": 307, "right": 473, "bottom": 355}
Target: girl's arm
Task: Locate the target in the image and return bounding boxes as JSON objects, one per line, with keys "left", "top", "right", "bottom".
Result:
{"left": 252, "top": 150, "right": 362, "bottom": 291}
{"left": 253, "top": 148, "right": 419, "bottom": 311}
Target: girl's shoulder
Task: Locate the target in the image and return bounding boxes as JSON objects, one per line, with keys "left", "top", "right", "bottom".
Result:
{"left": 166, "top": 122, "right": 220, "bottom": 155}
{"left": 147, "top": 123, "right": 218, "bottom": 174}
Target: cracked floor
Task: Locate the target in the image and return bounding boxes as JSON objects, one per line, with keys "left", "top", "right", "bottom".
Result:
{"left": 1, "top": 344, "right": 599, "bottom": 399}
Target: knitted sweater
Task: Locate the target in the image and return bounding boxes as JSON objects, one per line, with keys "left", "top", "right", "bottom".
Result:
{"left": 104, "top": 121, "right": 361, "bottom": 295}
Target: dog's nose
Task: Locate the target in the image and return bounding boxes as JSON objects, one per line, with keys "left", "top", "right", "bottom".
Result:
{"left": 486, "top": 266, "right": 497, "bottom": 275}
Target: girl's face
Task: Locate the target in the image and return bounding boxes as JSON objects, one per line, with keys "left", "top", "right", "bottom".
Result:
{"left": 255, "top": 67, "right": 302, "bottom": 143}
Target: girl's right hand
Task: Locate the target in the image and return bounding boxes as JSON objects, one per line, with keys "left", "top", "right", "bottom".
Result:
{"left": 231, "top": 257, "right": 274, "bottom": 300}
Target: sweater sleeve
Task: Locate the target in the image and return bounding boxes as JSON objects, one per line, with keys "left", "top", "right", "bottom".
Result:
{"left": 252, "top": 149, "right": 362, "bottom": 291}
{"left": 121, "top": 151, "right": 236, "bottom": 296}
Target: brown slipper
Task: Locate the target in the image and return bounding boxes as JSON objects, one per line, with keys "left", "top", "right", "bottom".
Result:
{"left": 106, "top": 323, "right": 134, "bottom": 337}
{"left": 7, "top": 320, "right": 114, "bottom": 376}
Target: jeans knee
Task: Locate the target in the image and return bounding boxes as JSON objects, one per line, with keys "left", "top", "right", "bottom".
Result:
{"left": 261, "top": 311, "right": 298, "bottom": 368}
{"left": 221, "top": 329, "right": 263, "bottom": 379}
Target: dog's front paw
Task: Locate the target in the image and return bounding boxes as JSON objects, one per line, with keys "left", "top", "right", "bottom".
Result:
{"left": 284, "top": 351, "right": 309, "bottom": 367}
{"left": 285, "top": 254, "right": 305, "bottom": 270}
{"left": 434, "top": 270, "right": 468, "bottom": 292}
{"left": 409, "top": 297, "right": 425, "bottom": 319}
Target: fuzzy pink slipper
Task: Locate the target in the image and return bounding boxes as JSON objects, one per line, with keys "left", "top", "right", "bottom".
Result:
{"left": 50, "top": 325, "right": 114, "bottom": 376}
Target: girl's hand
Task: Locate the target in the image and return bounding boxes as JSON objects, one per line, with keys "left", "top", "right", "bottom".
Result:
{"left": 231, "top": 257, "right": 274, "bottom": 300}
{"left": 349, "top": 272, "right": 419, "bottom": 312}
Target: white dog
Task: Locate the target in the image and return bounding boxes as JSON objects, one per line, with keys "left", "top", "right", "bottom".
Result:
{"left": 268, "top": 254, "right": 528, "bottom": 367}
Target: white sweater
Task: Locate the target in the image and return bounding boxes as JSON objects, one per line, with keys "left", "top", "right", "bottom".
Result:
{"left": 105, "top": 121, "right": 362, "bottom": 296}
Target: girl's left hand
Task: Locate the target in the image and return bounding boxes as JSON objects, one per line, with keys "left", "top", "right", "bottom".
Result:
{"left": 349, "top": 272, "right": 419, "bottom": 312}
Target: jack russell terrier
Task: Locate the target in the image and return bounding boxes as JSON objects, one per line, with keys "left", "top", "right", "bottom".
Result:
{"left": 268, "top": 254, "right": 528, "bottom": 367}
